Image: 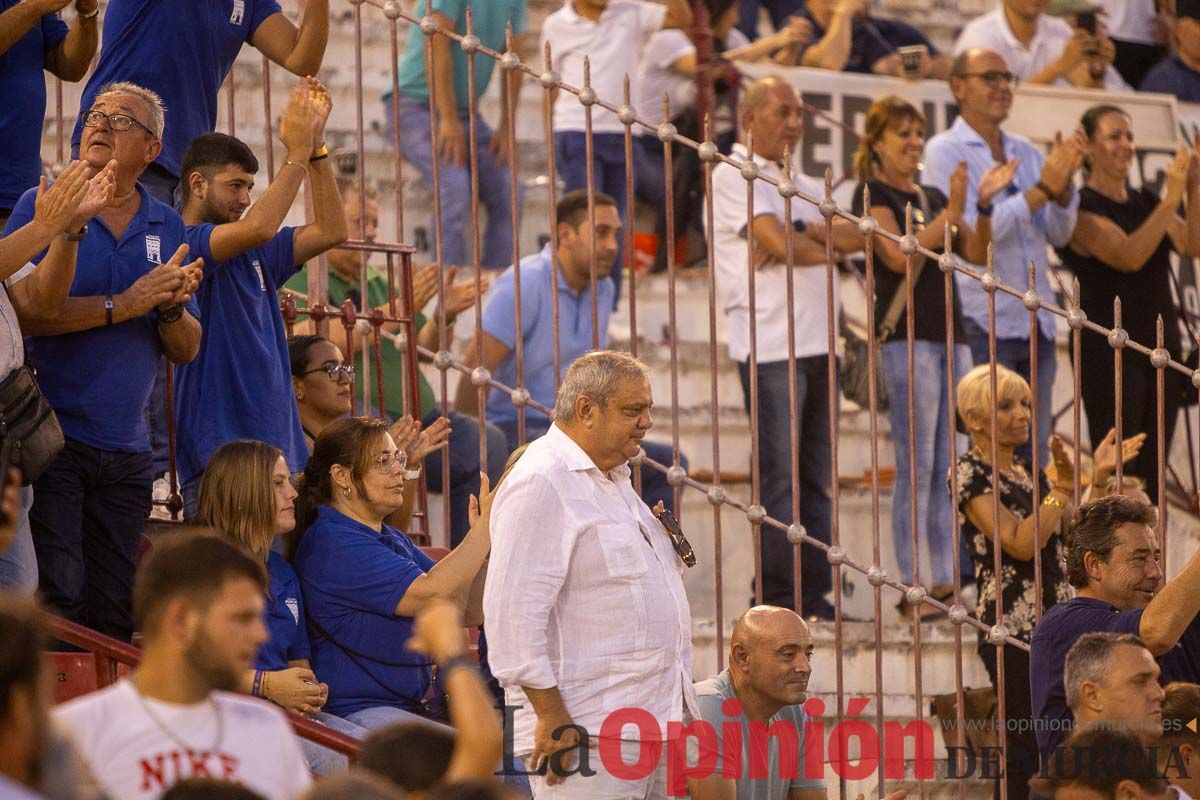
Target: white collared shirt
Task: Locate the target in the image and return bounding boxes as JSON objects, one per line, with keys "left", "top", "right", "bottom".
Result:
{"left": 708, "top": 143, "right": 836, "bottom": 364}
{"left": 483, "top": 423, "right": 698, "bottom": 756}
{"left": 541, "top": 0, "right": 667, "bottom": 134}
{"left": 954, "top": 8, "right": 1130, "bottom": 92}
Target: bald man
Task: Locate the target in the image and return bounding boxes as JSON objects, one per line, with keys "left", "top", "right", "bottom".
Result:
{"left": 689, "top": 607, "right": 907, "bottom": 800}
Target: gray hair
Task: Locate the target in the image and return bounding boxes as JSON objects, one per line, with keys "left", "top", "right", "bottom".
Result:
{"left": 96, "top": 81, "right": 166, "bottom": 140}
{"left": 553, "top": 350, "right": 650, "bottom": 423}
{"left": 1064, "top": 632, "right": 1149, "bottom": 711}
{"left": 740, "top": 75, "right": 793, "bottom": 119}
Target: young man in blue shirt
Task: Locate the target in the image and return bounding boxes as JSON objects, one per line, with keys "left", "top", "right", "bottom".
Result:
{"left": 387, "top": 0, "right": 528, "bottom": 271}
{"left": 456, "top": 189, "right": 687, "bottom": 515}
{"left": 71, "top": 0, "right": 330, "bottom": 208}
{"left": 3, "top": 82, "right": 204, "bottom": 642}
{"left": 0, "top": 0, "right": 98, "bottom": 225}
{"left": 1030, "top": 496, "right": 1200, "bottom": 757}
{"left": 176, "top": 78, "right": 348, "bottom": 516}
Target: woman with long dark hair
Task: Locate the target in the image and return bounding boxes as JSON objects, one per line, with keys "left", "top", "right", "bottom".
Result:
{"left": 290, "top": 417, "right": 491, "bottom": 730}
{"left": 1060, "top": 104, "right": 1200, "bottom": 501}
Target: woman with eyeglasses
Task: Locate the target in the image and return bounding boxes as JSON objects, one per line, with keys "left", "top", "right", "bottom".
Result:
{"left": 195, "top": 439, "right": 368, "bottom": 774}
{"left": 289, "top": 334, "right": 355, "bottom": 451}
{"left": 1059, "top": 104, "right": 1200, "bottom": 502}
{"left": 290, "top": 416, "right": 492, "bottom": 730}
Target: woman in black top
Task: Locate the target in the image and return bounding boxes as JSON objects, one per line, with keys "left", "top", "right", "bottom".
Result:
{"left": 849, "top": 95, "right": 1011, "bottom": 613}
{"left": 1062, "top": 105, "right": 1200, "bottom": 500}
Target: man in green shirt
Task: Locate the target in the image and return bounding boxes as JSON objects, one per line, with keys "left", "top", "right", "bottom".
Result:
{"left": 286, "top": 187, "right": 507, "bottom": 544}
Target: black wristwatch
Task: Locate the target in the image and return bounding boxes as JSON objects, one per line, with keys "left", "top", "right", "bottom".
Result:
{"left": 64, "top": 224, "right": 87, "bottom": 242}
{"left": 157, "top": 304, "right": 184, "bottom": 324}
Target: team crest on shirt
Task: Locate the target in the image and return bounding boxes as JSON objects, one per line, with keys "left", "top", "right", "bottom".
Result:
{"left": 252, "top": 259, "right": 265, "bottom": 292}
{"left": 286, "top": 597, "right": 299, "bottom": 624}
{"left": 145, "top": 235, "right": 161, "bottom": 264}
{"left": 231, "top": 0, "right": 245, "bottom": 25}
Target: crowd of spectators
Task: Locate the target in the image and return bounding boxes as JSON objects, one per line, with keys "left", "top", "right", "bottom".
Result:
{"left": 3, "top": 0, "right": 1200, "bottom": 798}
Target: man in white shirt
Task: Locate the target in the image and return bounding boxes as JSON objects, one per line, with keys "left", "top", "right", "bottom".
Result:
{"left": 541, "top": 0, "right": 690, "bottom": 301}
{"left": 954, "top": 0, "right": 1130, "bottom": 91}
{"left": 709, "top": 75, "right": 858, "bottom": 621}
{"left": 55, "top": 533, "right": 312, "bottom": 800}
{"left": 484, "top": 349, "right": 698, "bottom": 798}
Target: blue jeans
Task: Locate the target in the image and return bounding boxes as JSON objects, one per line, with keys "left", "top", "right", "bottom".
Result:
{"left": 30, "top": 438, "right": 155, "bottom": 641}
{"left": 424, "top": 411, "right": 509, "bottom": 547}
{"left": 300, "top": 711, "right": 368, "bottom": 775}
{"left": 0, "top": 486, "right": 37, "bottom": 593}
{"left": 344, "top": 704, "right": 454, "bottom": 732}
{"left": 882, "top": 340, "right": 972, "bottom": 588}
{"left": 494, "top": 417, "right": 687, "bottom": 516}
{"left": 736, "top": 355, "right": 834, "bottom": 610}
{"left": 389, "top": 94, "right": 519, "bottom": 270}
{"left": 553, "top": 131, "right": 628, "bottom": 303}
{"left": 963, "top": 321, "right": 1056, "bottom": 469}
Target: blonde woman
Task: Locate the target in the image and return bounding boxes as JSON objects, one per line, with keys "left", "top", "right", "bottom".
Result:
{"left": 849, "top": 95, "right": 1011, "bottom": 610}
{"left": 196, "top": 439, "right": 367, "bottom": 773}
{"left": 954, "top": 363, "right": 1142, "bottom": 800}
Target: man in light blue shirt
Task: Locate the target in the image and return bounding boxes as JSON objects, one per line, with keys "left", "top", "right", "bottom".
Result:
{"left": 385, "top": 0, "right": 527, "bottom": 270}
{"left": 925, "top": 47, "right": 1083, "bottom": 465}
{"left": 687, "top": 606, "right": 828, "bottom": 800}
{"left": 457, "top": 189, "right": 686, "bottom": 514}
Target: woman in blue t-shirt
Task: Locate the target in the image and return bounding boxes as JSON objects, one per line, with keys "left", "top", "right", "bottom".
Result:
{"left": 195, "top": 439, "right": 368, "bottom": 773}
{"left": 290, "top": 416, "right": 492, "bottom": 730}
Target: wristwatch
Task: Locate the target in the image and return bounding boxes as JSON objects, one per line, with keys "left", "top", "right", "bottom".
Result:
{"left": 78, "top": 4, "right": 99, "bottom": 19}
{"left": 309, "top": 143, "right": 330, "bottom": 162}
{"left": 157, "top": 304, "right": 184, "bottom": 324}
{"left": 65, "top": 224, "right": 87, "bottom": 241}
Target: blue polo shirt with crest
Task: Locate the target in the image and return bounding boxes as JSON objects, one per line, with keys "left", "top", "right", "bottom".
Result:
{"left": 175, "top": 224, "right": 305, "bottom": 485}
{"left": 2, "top": 182, "right": 199, "bottom": 452}
{"left": 72, "top": 0, "right": 282, "bottom": 179}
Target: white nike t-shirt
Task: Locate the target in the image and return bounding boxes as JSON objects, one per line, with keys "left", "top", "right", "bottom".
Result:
{"left": 54, "top": 680, "right": 312, "bottom": 800}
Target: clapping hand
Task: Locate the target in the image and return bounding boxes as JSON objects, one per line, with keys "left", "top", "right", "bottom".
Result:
{"left": 33, "top": 159, "right": 115, "bottom": 235}
{"left": 438, "top": 266, "right": 491, "bottom": 319}
{"left": 978, "top": 158, "right": 1019, "bottom": 211}
{"left": 467, "top": 472, "right": 495, "bottom": 530}
{"left": 947, "top": 161, "right": 968, "bottom": 225}
{"left": 408, "top": 600, "right": 469, "bottom": 662}
{"left": 1092, "top": 428, "right": 1147, "bottom": 482}
{"left": 388, "top": 414, "right": 451, "bottom": 466}
{"left": 278, "top": 80, "right": 317, "bottom": 163}
{"left": 1166, "top": 144, "right": 1192, "bottom": 204}
{"left": 305, "top": 76, "right": 332, "bottom": 146}
{"left": 1049, "top": 434, "right": 1075, "bottom": 492}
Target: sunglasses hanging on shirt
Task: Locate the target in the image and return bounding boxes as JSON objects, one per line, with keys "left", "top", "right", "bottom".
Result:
{"left": 654, "top": 506, "right": 697, "bottom": 568}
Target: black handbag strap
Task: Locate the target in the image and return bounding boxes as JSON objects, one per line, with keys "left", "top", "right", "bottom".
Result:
{"left": 878, "top": 186, "right": 934, "bottom": 341}
{"left": 306, "top": 612, "right": 432, "bottom": 709}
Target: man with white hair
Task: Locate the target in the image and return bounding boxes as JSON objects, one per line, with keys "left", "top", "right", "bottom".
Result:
{"left": 484, "top": 350, "right": 698, "bottom": 798}
{"left": 1, "top": 81, "right": 203, "bottom": 641}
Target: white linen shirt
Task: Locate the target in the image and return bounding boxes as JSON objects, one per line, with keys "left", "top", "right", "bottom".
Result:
{"left": 709, "top": 143, "right": 836, "bottom": 364}
{"left": 954, "top": 8, "right": 1130, "bottom": 92}
{"left": 542, "top": 0, "right": 667, "bottom": 134}
{"left": 483, "top": 423, "right": 698, "bottom": 756}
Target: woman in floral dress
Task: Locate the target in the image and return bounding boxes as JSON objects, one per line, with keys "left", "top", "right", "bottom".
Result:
{"left": 953, "top": 363, "right": 1143, "bottom": 800}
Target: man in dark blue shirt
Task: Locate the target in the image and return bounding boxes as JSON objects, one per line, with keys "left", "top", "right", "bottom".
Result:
{"left": 772, "top": 0, "right": 951, "bottom": 78}
{"left": 72, "top": 0, "right": 330, "bottom": 208}
{"left": 1030, "top": 496, "right": 1200, "bottom": 757}
{"left": 3, "top": 82, "right": 204, "bottom": 641}
{"left": 1139, "top": 0, "right": 1200, "bottom": 103}
{"left": 176, "top": 77, "right": 347, "bottom": 517}
{"left": 0, "top": 0, "right": 98, "bottom": 224}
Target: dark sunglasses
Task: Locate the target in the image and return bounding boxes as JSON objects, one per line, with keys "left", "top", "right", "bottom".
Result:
{"left": 654, "top": 506, "right": 697, "bottom": 568}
